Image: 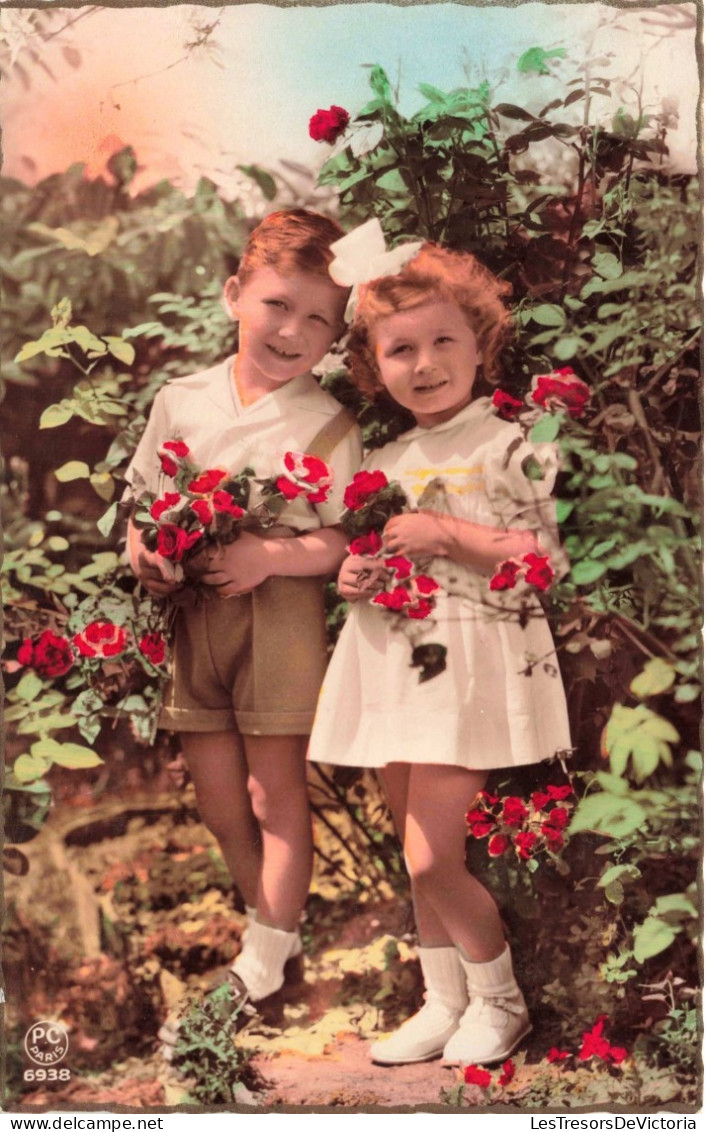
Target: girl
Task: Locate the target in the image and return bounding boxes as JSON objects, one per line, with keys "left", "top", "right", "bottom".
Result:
{"left": 308, "top": 224, "right": 571, "bottom": 1066}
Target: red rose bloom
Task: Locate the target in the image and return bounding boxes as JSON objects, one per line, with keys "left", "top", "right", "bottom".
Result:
{"left": 163, "top": 440, "right": 190, "bottom": 458}
{"left": 73, "top": 620, "right": 128, "bottom": 659}
{"left": 343, "top": 470, "right": 389, "bottom": 511}
{"left": 348, "top": 531, "right": 383, "bottom": 556}
{"left": 406, "top": 598, "right": 435, "bottom": 620}
{"left": 492, "top": 389, "right": 524, "bottom": 421}
{"left": 488, "top": 832, "right": 510, "bottom": 857}
{"left": 531, "top": 369, "right": 591, "bottom": 418}
{"left": 532, "top": 790, "right": 552, "bottom": 811}
{"left": 523, "top": 552, "right": 555, "bottom": 591}
{"left": 478, "top": 790, "right": 499, "bottom": 805}
{"left": 384, "top": 555, "right": 413, "bottom": 580}
{"left": 190, "top": 499, "right": 215, "bottom": 526}
{"left": 275, "top": 476, "right": 305, "bottom": 501}
{"left": 372, "top": 586, "right": 412, "bottom": 612}
{"left": 138, "top": 632, "right": 166, "bottom": 665}
{"left": 469, "top": 820, "right": 495, "bottom": 839}
{"left": 464, "top": 1064, "right": 492, "bottom": 1088}
{"left": 305, "top": 486, "right": 330, "bottom": 504}
{"left": 547, "top": 784, "right": 573, "bottom": 801}
{"left": 212, "top": 491, "right": 245, "bottom": 518}
{"left": 414, "top": 574, "right": 441, "bottom": 596}
{"left": 498, "top": 1059, "right": 516, "bottom": 1087}
{"left": 309, "top": 105, "right": 350, "bottom": 144}
{"left": 547, "top": 1047, "right": 571, "bottom": 1063}
{"left": 502, "top": 796, "right": 529, "bottom": 828}
{"left": 283, "top": 451, "right": 330, "bottom": 485}
{"left": 489, "top": 559, "right": 522, "bottom": 592}
{"left": 541, "top": 824, "right": 565, "bottom": 851}
{"left": 18, "top": 630, "right": 74, "bottom": 677}
{"left": 515, "top": 830, "right": 538, "bottom": 860}
{"left": 159, "top": 452, "right": 179, "bottom": 477}
{"left": 150, "top": 492, "right": 182, "bottom": 521}
{"left": 546, "top": 806, "right": 569, "bottom": 829}
{"left": 158, "top": 440, "right": 190, "bottom": 477}
{"left": 188, "top": 469, "right": 228, "bottom": 494}
{"left": 157, "top": 524, "right": 203, "bottom": 562}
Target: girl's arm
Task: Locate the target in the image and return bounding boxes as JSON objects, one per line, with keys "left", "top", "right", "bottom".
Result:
{"left": 382, "top": 510, "right": 538, "bottom": 574}
{"left": 199, "top": 526, "right": 348, "bottom": 597}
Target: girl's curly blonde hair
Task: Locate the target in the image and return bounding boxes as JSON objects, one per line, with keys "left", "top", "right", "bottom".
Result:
{"left": 345, "top": 243, "right": 513, "bottom": 399}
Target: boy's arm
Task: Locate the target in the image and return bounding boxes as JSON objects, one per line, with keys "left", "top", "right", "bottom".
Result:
{"left": 199, "top": 527, "right": 348, "bottom": 598}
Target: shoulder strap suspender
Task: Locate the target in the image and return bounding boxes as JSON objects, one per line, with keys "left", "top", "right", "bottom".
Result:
{"left": 306, "top": 408, "right": 358, "bottom": 462}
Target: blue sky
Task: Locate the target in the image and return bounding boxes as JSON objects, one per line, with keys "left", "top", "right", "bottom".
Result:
{"left": 2, "top": 3, "right": 698, "bottom": 193}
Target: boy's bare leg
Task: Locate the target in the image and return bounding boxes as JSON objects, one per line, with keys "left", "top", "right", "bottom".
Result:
{"left": 379, "top": 761, "right": 453, "bottom": 947}
{"left": 404, "top": 764, "right": 505, "bottom": 961}
{"left": 180, "top": 731, "right": 262, "bottom": 908}
{"left": 244, "top": 734, "right": 312, "bottom": 931}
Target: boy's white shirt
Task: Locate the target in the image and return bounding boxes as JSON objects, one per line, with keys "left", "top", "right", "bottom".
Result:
{"left": 124, "top": 356, "right": 362, "bottom": 530}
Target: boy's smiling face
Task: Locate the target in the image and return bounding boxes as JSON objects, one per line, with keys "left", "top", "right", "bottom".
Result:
{"left": 226, "top": 266, "right": 347, "bottom": 402}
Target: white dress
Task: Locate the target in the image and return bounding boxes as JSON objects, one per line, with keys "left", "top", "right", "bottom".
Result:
{"left": 308, "top": 397, "right": 572, "bottom": 771}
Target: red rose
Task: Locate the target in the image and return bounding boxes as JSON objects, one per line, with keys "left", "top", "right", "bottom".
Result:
{"left": 492, "top": 389, "right": 524, "bottom": 421}
{"left": 372, "top": 585, "right": 412, "bottom": 612}
{"left": 498, "top": 1059, "right": 515, "bottom": 1087}
{"left": 343, "top": 470, "right": 389, "bottom": 511}
{"left": 488, "top": 832, "right": 510, "bottom": 856}
{"left": 384, "top": 555, "right": 413, "bottom": 580}
{"left": 151, "top": 492, "right": 183, "bottom": 521}
{"left": 478, "top": 790, "right": 499, "bottom": 805}
{"left": 414, "top": 574, "right": 441, "bottom": 596}
{"left": 406, "top": 598, "right": 435, "bottom": 620}
{"left": 531, "top": 369, "right": 591, "bottom": 418}
{"left": 18, "top": 630, "right": 74, "bottom": 677}
{"left": 309, "top": 105, "right": 350, "bottom": 144}
{"left": 464, "top": 1064, "right": 492, "bottom": 1089}
{"left": 188, "top": 469, "right": 228, "bottom": 494}
{"left": 159, "top": 452, "right": 179, "bottom": 477}
{"left": 546, "top": 805, "right": 569, "bottom": 829}
{"left": 541, "top": 824, "right": 565, "bottom": 851}
{"left": 275, "top": 476, "right": 305, "bottom": 501}
{"left": 73, "top": 620, "right": 128, "bottom": 659}
{"left": 502, "top": 796, "right": 529, "bottom": 828}
{"left": 212, "top": 491, "right": 245, "bottom": 518}
{"left": 547, "top": 784, "right": 573, "bottom": 801}
{"left": 157, "top": 524, "right": 204, "bottom": 562}
{"left": 348, "top": 531, "right": 383, "bottom": 556}
{"left": 163, "top": 440, "right": 190, "bottom": 458}
{"left": 305, "top": 487, "right": 330, "bottom": 504}
{"left": 547, "top": 1047, "right": 571, "bottom": 1063}
{"left": 138, "top": 632, "right": 166, "bottom": 665}
{"left": 489, "top": 559, "right": 522, "bottom": 592}
{"left": 532, "top": 790, "right": 552, "bottom": 811}
{"left": 158, "top": 440, "right": 190, "bottom": 477}
{"left": 283, "top": 451, "right": 330, "bottom": 485}
{"left": 578, "top": 1016, "right": 627, "bottom": 1064}
{"left": 190, "top": 499, "right": 214, "bottom": 526}
{"left": 523, "top": 552, "right": 555, "bottom": 591}
{"left": 514, "top": 830, "right": 538, "bottom": 860}
{"left": 469, "top": 820, "right": 495, "bottom": 839}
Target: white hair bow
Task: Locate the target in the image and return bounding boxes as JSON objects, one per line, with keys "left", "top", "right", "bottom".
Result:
{"left": 328, "top": 218, "right": 423, "bottom": 322}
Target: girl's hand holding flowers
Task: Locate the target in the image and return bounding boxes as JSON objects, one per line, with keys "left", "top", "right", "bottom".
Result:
{"left": 382, "top": 510, "right": 449, "bottom": 559}
{"left": 338, "top": 555, "right": 387, "bottom": 601}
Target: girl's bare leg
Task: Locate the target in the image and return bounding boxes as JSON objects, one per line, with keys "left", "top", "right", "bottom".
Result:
{"left": 378, "top": 762, "right": 453, "bottom": 948}
{"left": 179, "top": 730, "right": 262, "bottom": 908}
{"left": 244, "top": 734, "right": 312, "bottom": 931}
{"left": 404, "top": 763, "right": 506, "bottom": 961}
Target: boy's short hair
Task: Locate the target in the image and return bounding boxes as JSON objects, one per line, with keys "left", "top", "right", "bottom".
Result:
{"left": 346, "top": 243, "right": 513, "bottom": 398}
{"left": 238, "top": 209, "right": 346, "bottom": 283}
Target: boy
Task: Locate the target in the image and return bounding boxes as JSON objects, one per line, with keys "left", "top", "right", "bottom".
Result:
{"left": 125, "top": 209, "right": 361, "bottom": 1013}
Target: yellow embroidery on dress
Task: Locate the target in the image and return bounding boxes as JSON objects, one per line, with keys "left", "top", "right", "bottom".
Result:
{"left": 406, "top": 464, "right": 484, "bottom": 499}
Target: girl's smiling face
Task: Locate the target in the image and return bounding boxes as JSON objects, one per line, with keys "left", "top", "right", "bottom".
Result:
{"left": 373, "top": 299, "right": 482, "bottom": 428}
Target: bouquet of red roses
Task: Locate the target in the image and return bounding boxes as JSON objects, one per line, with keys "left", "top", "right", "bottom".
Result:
{"left": 133, "top": 439, "right": 333, "bottom": 581}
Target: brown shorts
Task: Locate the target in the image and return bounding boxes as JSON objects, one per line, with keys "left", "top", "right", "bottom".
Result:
{"left": 159, "top": 575, "right": 328, "bottom": 736}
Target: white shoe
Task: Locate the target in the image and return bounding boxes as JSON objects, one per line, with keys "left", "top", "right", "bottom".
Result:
{"left": 442, "top": 945, "right": 531, "bottom": 1066}
{"left": 370, "top": 946, "right": 468, "bottom": 1066}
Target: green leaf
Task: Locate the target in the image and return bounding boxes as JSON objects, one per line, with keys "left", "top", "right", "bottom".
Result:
{"left": 598, "top": 864, "right": 641, "bottom": 888}
{"left": 495, "top": 103, "right": 536, "bottom": 121}
{"left": 418, "top": 83, "right": 447, "bottom": 104}
{"left": 54, "top": 460, "right": 90, "bottom": 482}
{"left": 13, "top": 754, "right": 50, "bottom": 783}
{"left": 90, "top": 471, "right": 116, "bottom": 502}
{"left": 237, "top": 164, "right": 277, "bottom": 202}
{"left": 593, "top": 252, "right": 623, "bottom": 280}
{"left": 569, "top": 792, "right": 647, "bottom": 839}
{"left": 30, "top": 738, "right": 64, "bottom": 760}
{"left": 40, "top": 402, "right": 73, "bottom": 429}
{"left": 571, "top": 559, "right": 608, "bottom": 585}
{"left": 630, "top": 658, "right": 676, "bottom": 699}
{"left": 530, "top": 414, "right": 561, "bottom": 443}
{"left": 368, "top": 64, "right": 392, "bottom": 102}
{"left": 49, "top": 742, "right": 103, "bottom": 770}
{"left": 555, "top": 499, "right": 573, "bottom": 524}
{"left": 553, "top": 336, "right": 585, "bottom": 361}
{"left": 105, "top": 337, "right": 136, "bottom": 365}
{"left": 517, "top": 46, "right": 566, "bottom": 75}
{"left": 530, "top": 303, "right": 566, "bottom": 327}
{"left": 97, "top": 502, "right": 119, "bottom": 538}
{"left": 633, "top": 917, "right": 679, "bottom": 963}
{"left": 15, "top": 671, "right": 44, "bottom": 702}
{"left": 46, "top": 536, "right": 70, "bottom": 551}
{"left": 653, "top": 893, "right": 698, "bottom": 918}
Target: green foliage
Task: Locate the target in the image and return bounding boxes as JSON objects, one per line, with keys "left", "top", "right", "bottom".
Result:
{"left": 171, "top": 985, "right": 262, "bottom": 1105}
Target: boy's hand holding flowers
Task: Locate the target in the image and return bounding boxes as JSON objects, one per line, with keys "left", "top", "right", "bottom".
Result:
{"left": 198, "top": 530, "right": 273, "bottom": 598}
